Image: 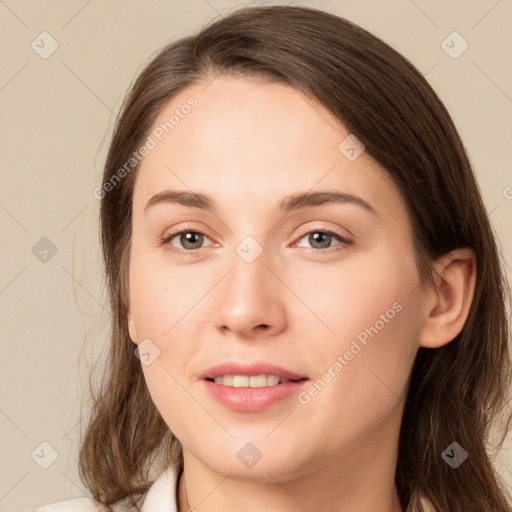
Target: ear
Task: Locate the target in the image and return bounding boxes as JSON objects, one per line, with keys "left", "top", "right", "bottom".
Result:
{"left": 418, "top": 248, "right": 477, "bottom": 349}
{"left": 126, "top": 301, "right": 138, "bottom": 344}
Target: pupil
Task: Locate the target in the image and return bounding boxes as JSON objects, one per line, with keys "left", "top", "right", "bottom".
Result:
{"left": 182, "top": 232, "right": 202, "bottom": 249}
{"left": 311, "top": 232, "right": 330, "bottom": 248}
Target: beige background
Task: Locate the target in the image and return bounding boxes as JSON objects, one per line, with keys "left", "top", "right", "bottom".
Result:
{"left": 1, "top": 0, "right": 511, "bottom": 510}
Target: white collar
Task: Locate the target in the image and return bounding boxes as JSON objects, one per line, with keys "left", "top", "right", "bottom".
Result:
{"left": 142, "top": 466, "right": 178, "bottom": 512}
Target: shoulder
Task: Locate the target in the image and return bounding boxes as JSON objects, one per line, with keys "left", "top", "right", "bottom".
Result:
{"left": 27, "top": 497, "right": 132, "bottom": 512}
{"left": 27, "top": 466, "right": 177, "bottom": 512}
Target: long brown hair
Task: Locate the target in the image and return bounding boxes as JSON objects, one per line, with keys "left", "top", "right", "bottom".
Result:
{"left": 78, "top": 5, "right": 512, "bottom": 511}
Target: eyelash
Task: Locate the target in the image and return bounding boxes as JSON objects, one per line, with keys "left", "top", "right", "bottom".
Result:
{"left": 159, "top": 225, "right": 352, "bottom": 257}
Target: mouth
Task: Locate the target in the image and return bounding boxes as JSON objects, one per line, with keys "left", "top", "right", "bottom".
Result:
{"left": 200, "top": 362, "right": 309, "bottom": 412}
{"left": 204, "top": 375, "right": 307, "bottom": 387}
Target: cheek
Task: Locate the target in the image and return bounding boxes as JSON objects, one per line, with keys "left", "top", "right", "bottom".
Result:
{"left": 128, "top": 250, "right": 206, "bottom": 340}
{"left": 140, "top": 360, "right": 202, "bottom": 450}
{"left": 128, "top": 250, "right": 208, "bottom": 401}
{"left": 298, "top": 246, "right": 420, "bottom": 435}
{"left": 335, "top": 248, "right": 419, "bottom": 376}
{"left": 286, "top": 243, "right": 418, "bottom": 347}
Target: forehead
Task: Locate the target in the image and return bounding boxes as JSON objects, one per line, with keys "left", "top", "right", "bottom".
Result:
{"left": 133, "top": 76, "right": 407, "bottom": 225}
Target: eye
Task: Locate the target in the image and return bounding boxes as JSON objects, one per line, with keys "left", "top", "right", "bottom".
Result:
{"left": 160, "top": 228, "right": 214, "bottom": 255}
{"left": 294, "top": 229, "right": 352, "bottom": 253}
{"left": 160, "top": 226, "right": 352, "bottom": 256}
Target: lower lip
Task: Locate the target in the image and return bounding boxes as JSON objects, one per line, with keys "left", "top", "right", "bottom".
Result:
{"left": 201, "top": 379, "right": 309, "bottom": 412}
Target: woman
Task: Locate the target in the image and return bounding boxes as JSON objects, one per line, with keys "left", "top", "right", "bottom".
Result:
{"left": 33, "top": 4, "right": 511, "bottom": 512}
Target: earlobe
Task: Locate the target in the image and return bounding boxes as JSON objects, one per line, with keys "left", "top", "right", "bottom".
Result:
{"left": 418, "top": 248, "right": 477, "bottom": 349}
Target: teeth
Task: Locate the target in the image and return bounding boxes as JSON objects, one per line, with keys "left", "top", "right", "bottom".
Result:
{"left": 266, "top": 375, "right": 280, "bottom": 386}
{"left": 216, "top": 375, "right": 233, "bottom": 385}
{"left": 249, "top": 375, "right": 267, "bottom": 387}
{"left": 233, "top": 375, "right": 249, "bottom": 387}
{"left": 212, "top": 374, "right": 290, "bottom": 387}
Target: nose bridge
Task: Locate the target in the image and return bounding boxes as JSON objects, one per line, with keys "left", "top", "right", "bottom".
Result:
{"left": 226, "top": 235, "right": 274, "bottom": 309}
{"left": 212, "top": 234, "right": 286, "bottom": 336}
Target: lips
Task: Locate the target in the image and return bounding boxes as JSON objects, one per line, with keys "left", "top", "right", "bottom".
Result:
{"left": 199, "top": 361, "right": 309, "bottom": 412}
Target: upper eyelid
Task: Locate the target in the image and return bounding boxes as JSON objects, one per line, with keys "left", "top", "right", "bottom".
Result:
{"left": 294, "top": 224, "right": 352, "bottom": 241}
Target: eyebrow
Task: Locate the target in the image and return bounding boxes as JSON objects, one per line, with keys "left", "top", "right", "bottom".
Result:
{"left": 144, "top": 190, "right": 377, "bottom": 215}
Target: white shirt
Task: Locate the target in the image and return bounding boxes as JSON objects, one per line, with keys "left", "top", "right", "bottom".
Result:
{"left": 27, "top": 466, "right": 178, "bottom": 512}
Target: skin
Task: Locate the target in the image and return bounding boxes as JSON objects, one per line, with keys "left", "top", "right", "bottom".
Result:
{"left": 127, "top": 76, "right": 476, "bottom": 512}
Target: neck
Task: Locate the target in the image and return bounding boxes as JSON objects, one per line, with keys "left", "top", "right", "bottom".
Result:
{"left": 177, "top": 422, "right": 403, "bottom": 512}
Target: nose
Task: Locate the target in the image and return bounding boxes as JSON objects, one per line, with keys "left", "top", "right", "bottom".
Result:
{"left": 213, "top": 243, "right": 287, "bottom": 340}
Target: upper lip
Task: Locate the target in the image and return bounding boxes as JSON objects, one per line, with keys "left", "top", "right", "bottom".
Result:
{"left": 200, "top": 362, "right": 308, "bottom": 381}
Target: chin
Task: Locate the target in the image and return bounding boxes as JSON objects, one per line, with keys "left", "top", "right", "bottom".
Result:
{"left": 189, "top": 437, "right": 314, "bottom": 482}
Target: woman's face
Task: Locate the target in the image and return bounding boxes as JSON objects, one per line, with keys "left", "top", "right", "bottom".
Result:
{"left": 127, "top": 76, "right": 423, "bottom": 481}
